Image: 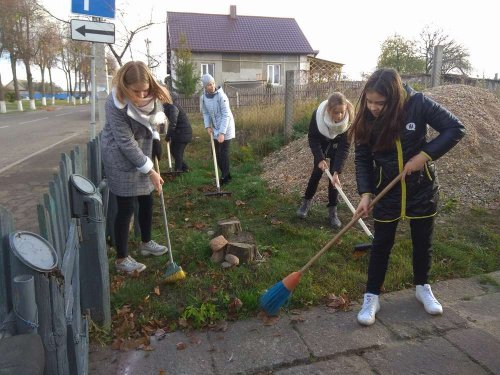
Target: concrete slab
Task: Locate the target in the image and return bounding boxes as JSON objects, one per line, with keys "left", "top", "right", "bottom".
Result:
{"left": 377, "top": 289, "right": 467, "bottom": 339}
{"left": 207, "top": 317, "right": 309, "bottom": 374}
{"left": 363, "top": 336, "right": 489, "bottom": 375}
{"left": 451, "top": 292, "right": 500, "bottom": 326}
{"left": 98, "top": 331, "right": 214, "bottom": 375}
{"left": 432, "top": 277, "right": 488, "bottom": 304}
{"left": 274, "top": 355, "right": 374, "bottom": 374}
{"left": 293, "top": 308, "right": 393, "bottom": 358}
{"left": 445, "top": 328, "right": 500, "bottom": 374}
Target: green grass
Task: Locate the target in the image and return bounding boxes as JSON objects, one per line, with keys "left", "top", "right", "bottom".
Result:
{"left": 104, "top": 103, "right": 500, "bottom": 341}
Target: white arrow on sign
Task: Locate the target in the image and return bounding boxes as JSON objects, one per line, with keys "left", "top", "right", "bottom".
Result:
{"left": 70, "top": 19, "right": 115, "bottom": 44}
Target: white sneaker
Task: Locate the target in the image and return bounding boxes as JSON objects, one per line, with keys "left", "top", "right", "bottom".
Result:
{"left": 415, "top": 284, "right": 443, "bottom": 315}
{"left": 116, "top": 256, "right": 146, "bottom": 274}
{"left": 140, "top": 240, "right": 168, "bottom": 256}
{"left": 357, "top": 293, "right": 380, "bottom": 326}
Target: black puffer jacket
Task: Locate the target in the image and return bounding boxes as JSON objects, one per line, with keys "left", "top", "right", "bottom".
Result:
{"left": 163, "top": 102, "right": 193, "bottom": 143}
{"left": 308, "top": 109, "right": 350, "bottom": 173}
{"left": 355, "top": 85, "right": 465, "bottom": 221}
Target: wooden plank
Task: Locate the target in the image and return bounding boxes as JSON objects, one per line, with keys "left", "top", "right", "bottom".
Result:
{"left": 37, "top": 199, "right": 53, "bottom": 245}
{"left": 44, "top": 191, "right": 63, "bottom": 263}
{"left": 49, "top": 180, "right": 66, "bottom": 257}
{"left": 60, "top": 156, "right": 71, "bottom": 223}
{"left": 0, "top": 206, "right": 14, "bottom": 324}
{"left": 53, "top": 174, "right": 69, "bottom": 243}
{"left": 50, "top": 274, "right": 69, "bottom": 374}
{"left": 62, "top": 221, "right": 78, "bottom": 318}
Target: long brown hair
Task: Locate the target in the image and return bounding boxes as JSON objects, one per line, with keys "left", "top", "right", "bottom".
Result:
{"left": 348, "top": 68, "right": 407, "bottom": 151}
{"left": 112, "top": 61, "right": 172, "bottom": 105}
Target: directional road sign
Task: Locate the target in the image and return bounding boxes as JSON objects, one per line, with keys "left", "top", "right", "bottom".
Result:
{"left": 72, "top": 0, "right": 115, "bottom": 19}
{"left": 71, "top": 19, "right": 115, "bottom": 44}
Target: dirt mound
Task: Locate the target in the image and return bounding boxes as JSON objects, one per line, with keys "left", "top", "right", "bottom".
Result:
{"left": 261, "top": 84, "right": 500, "bottom": 209}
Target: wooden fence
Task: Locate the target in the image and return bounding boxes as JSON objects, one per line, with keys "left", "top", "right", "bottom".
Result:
{"left": 176, "top": 80, "right": 365, "bottom": 114}
{"left": 0, "top": 137, "right": 110, "bottom": 375}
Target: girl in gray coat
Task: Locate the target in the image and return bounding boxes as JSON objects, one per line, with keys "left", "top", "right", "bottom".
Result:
{"left": 201, "top": 74, "right": 235, "bottom": 184}
{"left": 101, "top": 61, "right": 172, "bottom": 274}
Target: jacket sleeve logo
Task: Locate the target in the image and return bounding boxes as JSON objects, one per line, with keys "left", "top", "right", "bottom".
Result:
{"left": 406, "top": 122, "right": 416, "bottom": 131}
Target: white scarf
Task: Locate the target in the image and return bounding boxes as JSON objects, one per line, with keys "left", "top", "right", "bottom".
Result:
{"left": 316, "top": 100, "right": 350, "bottom": 139}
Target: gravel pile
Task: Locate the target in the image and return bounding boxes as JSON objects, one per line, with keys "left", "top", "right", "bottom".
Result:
{"left": 261, "top": 84, "right": 500, "bottom": 210}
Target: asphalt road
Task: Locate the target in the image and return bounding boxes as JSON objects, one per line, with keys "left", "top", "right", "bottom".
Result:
{"left": 0, "top": 104, "right": 101, "bottom": 232}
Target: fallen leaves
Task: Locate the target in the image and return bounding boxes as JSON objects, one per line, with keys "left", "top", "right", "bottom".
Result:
{"left": 325, "top": 292, "right": 351, "bottom": 312}
{"left": 257, "top": 311, "right": 280, "bottom": 326}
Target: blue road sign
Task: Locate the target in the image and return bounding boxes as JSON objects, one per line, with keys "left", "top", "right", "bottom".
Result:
{"left": 72, "top": 0, "right": 115, "bottom": 19}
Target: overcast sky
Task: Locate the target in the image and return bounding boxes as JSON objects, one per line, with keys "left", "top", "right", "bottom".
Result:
{"left": 1, "top": 0, "right": 498, "bottom": 89}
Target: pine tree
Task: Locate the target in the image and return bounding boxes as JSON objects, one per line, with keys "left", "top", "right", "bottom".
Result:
{"left": 172, "top": 35, "right": 200, "bottom": 96}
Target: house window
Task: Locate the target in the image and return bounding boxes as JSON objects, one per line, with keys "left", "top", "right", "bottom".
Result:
{"left": 201, "top": 63, "right": 215, "bottom": 77}
{"left": 267, "top": 64, "right": 281, "bottom": 85}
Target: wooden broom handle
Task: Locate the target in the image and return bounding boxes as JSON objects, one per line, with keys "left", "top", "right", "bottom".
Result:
{"left": 324, "top": 169, "right": 373, "bottom": 238}
{"left": 299, "top": 171, "right": 405, "bottom": 274}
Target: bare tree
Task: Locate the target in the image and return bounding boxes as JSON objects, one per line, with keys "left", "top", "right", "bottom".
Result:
{"left": 34, "top": 19, "right": 59, "bottom": 104}
{"left": 107, "top": 10, "right": 155, "bottom": 66}
{"left": 16, "top": 0, "right": 45, "bottom": 108}
{"left": 419, "top": 26, "right": 472, "bottom": 75}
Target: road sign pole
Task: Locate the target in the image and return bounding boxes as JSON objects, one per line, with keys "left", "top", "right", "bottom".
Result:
{"left": 90, "top": 42, "right": 96, "bottom": 140}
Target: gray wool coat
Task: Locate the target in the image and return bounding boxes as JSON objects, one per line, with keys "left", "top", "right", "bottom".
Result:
{"left": 101, "top": 92, "right": 163, "bottom": 197}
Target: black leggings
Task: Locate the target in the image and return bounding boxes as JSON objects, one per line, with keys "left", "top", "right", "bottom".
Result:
{"left": 114, "top": 194, "right": 153, "bottom": 259}
{"left": 170, "top": 141, "right": 189, "bottom": 171}
{"left": 214, "top": 139, "right": 231, "bottom": 180}
{"left": 304, "top": 158, "right": 338, "bottom": 207}
{"left": 366, "top": 217, "right": 434, "bottom": 294}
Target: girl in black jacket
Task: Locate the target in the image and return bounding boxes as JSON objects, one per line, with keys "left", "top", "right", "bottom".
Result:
{"left": 349, "top": 68, "right": 465, "bottom": 326}
{"left": 164, "top": 99, "right": 193, "bottom": 172}
{"left": 296, "top": 92, "right": 354, "bottom": 228}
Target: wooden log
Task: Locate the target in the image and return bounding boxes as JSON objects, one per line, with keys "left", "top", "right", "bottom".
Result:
{"left": 210, "top": 251, "right": 225, "bottom": 264}
{"left": 217, "top": 219, "right": 242, "bottom": 238}
{"left": 209, "top": 235, "right": 228, "bottom": 253}
{"left": 226, "top": 242, "right": 255, "bottom": 263}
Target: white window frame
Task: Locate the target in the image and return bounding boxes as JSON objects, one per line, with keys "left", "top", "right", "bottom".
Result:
{"left": 201, "top": 63, "right": 215, "bottom": 77}
{"left": 267, "top": 64, "right": 281, "bottom": 85}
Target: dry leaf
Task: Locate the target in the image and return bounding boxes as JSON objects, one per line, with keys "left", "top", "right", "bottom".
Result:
{"left": 194, "top": 222, "right": 206, "bottom": 229}
{"left": 111, "top": 338, "right": 123, "bottom": 350}
{"left": 176, "top": 342, "right": 186, "bottom": 350}
{"left": 235, "top": 200, "right": 246, "bottom": 206}
{"left": 228, "top": 298, "right": 243, "bottom": 313}
{"left": 189, "top": 335, "right": 202, "bottom": 345}
{"left": 258, "top": 311, "right": 280, "bottom": 326}
{"left": 159, "top": 370, "right": 167, "bottom": 375}
{"left": 270, "top": 218, "right": 282, "bottom": 225}
{"left": 144, "top": 294, "right": 150, "bottom": 302}
{"left": 154, "top": 286, "right": 161, "bottom": 296}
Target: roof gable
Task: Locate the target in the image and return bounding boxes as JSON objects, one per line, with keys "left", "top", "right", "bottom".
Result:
{"left": 167, "top": 11, "right": 315, "bottom": 55}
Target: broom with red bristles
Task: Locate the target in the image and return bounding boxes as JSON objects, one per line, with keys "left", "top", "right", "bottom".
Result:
{"left": 260, "top": 172, "right": 405, "bottom": 316}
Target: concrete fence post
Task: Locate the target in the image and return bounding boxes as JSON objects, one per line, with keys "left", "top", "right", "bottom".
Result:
{"left": 284, "top": 71, "right": 295, "bottom": 143}
{"left": 431, "top": 45, "right": 444, "bottom": 87}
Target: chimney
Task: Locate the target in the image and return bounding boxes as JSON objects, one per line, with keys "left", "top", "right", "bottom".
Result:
{"left": 230, "top": 5, "right": 237, "bottom": 19}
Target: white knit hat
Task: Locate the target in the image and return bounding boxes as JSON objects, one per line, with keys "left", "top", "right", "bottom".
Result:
{"left": 202, "top": 74, "right": 215, "bottom": 87}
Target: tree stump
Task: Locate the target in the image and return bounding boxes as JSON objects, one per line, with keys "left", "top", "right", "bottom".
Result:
{"left": 226, "top": 242, "right": 256, "bottom": 263}
{"left": 229, "top": 231, "right": 256, "bottom": 246}
{"left": 217, "top": 219, "right": 242, "bottom": 238}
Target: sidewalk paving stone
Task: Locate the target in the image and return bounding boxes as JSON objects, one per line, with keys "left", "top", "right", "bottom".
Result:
{"left": 445, "top": 327, "right": 500, "bottom": 374}
{"left": 376, "top": 289, "right": 468, "bottom": 339}
{"left": 207, "top": 317, "right": 309, "bottom": 374}
{"left": 362, "top": 336, "right": 489, "bottom": 375}
{"left": 274, "top": 355, "right": 374, "bottom": 374}
{"left": 432, "top": 277, "right": 489, "bottom": 303}
{"left": 293, "top": 307, "right": 393, "bottom": 358}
